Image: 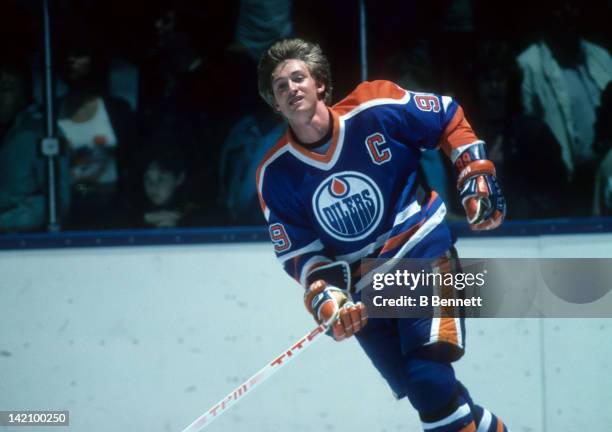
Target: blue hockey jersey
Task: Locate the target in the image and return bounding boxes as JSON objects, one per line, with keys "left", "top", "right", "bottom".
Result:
{"left": 256, "top": 80, "right": 480, "bottom": 291}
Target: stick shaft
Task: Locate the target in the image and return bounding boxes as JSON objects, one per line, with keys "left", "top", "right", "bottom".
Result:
{"left": 180, "top": 323, "right": 327, "bottom": 432}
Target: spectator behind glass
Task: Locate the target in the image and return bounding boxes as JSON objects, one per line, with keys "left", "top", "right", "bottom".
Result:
{"left": 232, "top": 0, "right": 293, "bottom": 62}
{"left": 139, "top": 3, "right": 206, "bottom": 113}
{"left": 31, "top": 9, "right": 139, "bottom": 112}
{"left": 56, "top": 35, "right": 137, "bottom": 230}
{"left": 135, "top": 145, "right": 213, "bottom": 228}
{"left": 138, "top": 2, "right": 224, "bottom": 214}
{"left": 142, "top": 148, "right": 187, "bottom": 228}
{"left": 218, "top": 106, "right": 285, "bottom": 225}
{"left": 472, "top": 41, "right": 569, "bottom": 219}
{"left": 517, "top": 0, "right": 612, "bottom": 215}
{"left": 0, "top": 61, "right": 70, "bottom": 232}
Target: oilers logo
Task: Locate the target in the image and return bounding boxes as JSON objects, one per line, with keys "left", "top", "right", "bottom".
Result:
{"left": 312, "top": 171, "right": 384, "bottom": 241}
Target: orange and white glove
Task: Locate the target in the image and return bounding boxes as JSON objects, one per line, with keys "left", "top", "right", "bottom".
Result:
{"left": 304, "top": 280, "right": 368, "bottom": 341}
{"left": 455, "top": 142, "right": 506, "bottom": 230}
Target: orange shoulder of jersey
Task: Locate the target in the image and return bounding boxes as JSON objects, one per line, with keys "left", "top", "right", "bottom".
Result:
{"left": 333, "top": 80, "right": 407, "bottom": 116}
{"left": 255, "top": 130, "right": 291, "bottom": 214}
{"left": 437, "top": 105, "right": 479, "bottom": 157}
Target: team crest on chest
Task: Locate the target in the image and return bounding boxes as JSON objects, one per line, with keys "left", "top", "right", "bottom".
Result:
{"left": 312, "top": 171, "right": 384, "bottom": 241}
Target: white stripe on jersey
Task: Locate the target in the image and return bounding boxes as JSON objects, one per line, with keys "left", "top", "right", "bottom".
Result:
{"left": 429, "top": 318, "right": 441, "bottom": 345}
{"left": 341, "top": 89, "right": 411, "bottom": 122}
{"left": 390, "top": 202, "right": 446, "bottom": 260}
{"left": 278, "top": 239, "right": 325, "bottom": 264}
{"left": 393, "top": 200, "right": 422, "bottom": 226}
{"left": 421, "top": 403, "right": 471, "bottom": 430}
{"left": 477, "top": 409, "right": 493, "bottom": 432}
{"left": 354, "top": 203, "right": 447, "bottom": 292}
{"left": 335, "top": 230, "right": 391, "bottom": 264}
{"left": 442, "top": 95, "right": 453, "bottom": 112}
{"left": 450, "top": 140, "right": 485, "bottom": 164}
{"left": 455, "top": 317, "right": 463, "bottom": 348}
{"left": 299, "top": 255, "right": 333, "bottom": 287}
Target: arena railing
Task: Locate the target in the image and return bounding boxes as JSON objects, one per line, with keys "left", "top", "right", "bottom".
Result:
{"left": 1, "top": 218, "right": 611, "bottom": 250}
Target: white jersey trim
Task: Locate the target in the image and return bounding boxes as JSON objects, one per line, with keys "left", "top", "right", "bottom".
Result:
{"left": 430, "top": 318, "right": 441, "bottom": 344}
{"left": 476, "top": 409, "right": 493, "bottom": 432}
{"left": 341, "top": 90, "right": 411, "bottom": 122}
{"left": 441, "top": 95, "right": 453, "bottom": 112}
{"left": 335, "top": 230, "right": 391, "bottom": 264}
{"left": 391, "top": 203, "right": 446, "bottom": 260}
{"left": 455, "top": 317, "right": 463, "bottom": 347}
{"left": 278, "top": 239, "right": 324, "bottom": 264}
{"left": 393, "top": 200, "right": 422, "bottom": 226}
{"left": 422, "top": 403, "right": 471, "bottom": 430}
{"left": 450, "top": 140, "right": 485, "bottom": 164}
{"left": 299, "top": 255, "right": 333, "bottom": 287}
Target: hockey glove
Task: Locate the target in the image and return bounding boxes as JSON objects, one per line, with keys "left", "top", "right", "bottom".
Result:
{"left": 304, "top": 280, "right": 368, "bottom": 342}
{"left": 455, "top": 142, "right": 506, "bottom": 230}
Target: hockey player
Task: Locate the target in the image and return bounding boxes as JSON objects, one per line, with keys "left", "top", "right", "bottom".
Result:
{"left": 256, "top": 38, "right": 508, "bottom": 432}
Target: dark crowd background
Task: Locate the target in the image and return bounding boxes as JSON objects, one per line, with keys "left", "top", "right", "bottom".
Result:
{"left": 0, "top": 0, "right": 610, "bottom": 233}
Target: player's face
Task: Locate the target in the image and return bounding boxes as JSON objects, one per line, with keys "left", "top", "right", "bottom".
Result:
{"left": 271, "top": 59, "right": 325, "bottom": 121}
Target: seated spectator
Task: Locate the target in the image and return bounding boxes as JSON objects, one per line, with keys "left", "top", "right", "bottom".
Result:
{"left": 516, "top": 0, "right": 612, "bottom": 215}
{"left": 0, "top": 61, "right": 70, "bottom": 232}
{"left": 472, "top": 40, "right": 569, "bottom": 219}
{"left": 32, "top": 21, "right": 139, "bottom": 111}
{"left": 141, "top": 147, "right": 187, "bottom": 228}
{"left": 134, "top": 146, "right": 215, "bottom": 228}
{"left": 56, "top": 38, "right": 137, "bottom": 230}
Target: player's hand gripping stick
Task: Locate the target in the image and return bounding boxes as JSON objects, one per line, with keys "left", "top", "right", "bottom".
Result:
{"left": 304, "top": 280, "right": 368, "bottom": 341}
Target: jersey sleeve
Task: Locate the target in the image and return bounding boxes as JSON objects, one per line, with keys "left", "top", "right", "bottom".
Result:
{"left": 336, "top": 80, "right": 482, "bottom": 165}
{"left": 399, "top": 90, "right": 481, "bottom": 164}
{"left": 257, "top": 165, "right": 333, "bottom": 288}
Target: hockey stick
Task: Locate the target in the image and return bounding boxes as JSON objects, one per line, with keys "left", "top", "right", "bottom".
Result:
{"left": 179, "top": 322, "right": 328, "bottom": 432}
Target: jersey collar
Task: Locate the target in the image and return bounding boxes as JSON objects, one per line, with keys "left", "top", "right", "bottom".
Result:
{"left": 286, "top": 108, "right": 344, "bottom": 170}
